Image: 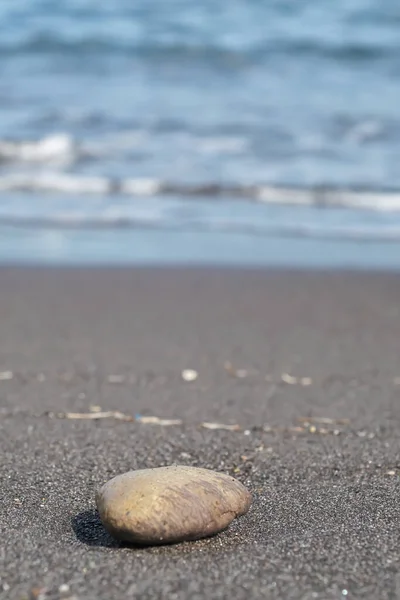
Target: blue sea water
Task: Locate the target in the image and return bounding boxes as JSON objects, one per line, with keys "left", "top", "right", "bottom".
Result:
{"left": 1, "top": 0, "right": 400, "bottom": 267}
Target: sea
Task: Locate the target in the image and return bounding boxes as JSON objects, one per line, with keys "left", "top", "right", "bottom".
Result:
{"left": 1, "top": 0, "right": 400, "bottom": 268}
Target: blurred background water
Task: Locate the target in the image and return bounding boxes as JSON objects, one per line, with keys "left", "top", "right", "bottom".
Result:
{"left": 1, "top": 0, "right": 400, "bottom": 267}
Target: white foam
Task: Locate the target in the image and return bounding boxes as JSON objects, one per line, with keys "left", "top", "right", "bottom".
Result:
{"left": 120, "top": 178, "right": 161, "bottom": 195}
{"left": 0, "top": 134, "right": 76, "bottom": 164}
{"left": 0, "top": 173, "right": 110, "bottom": 194}
{"left": 257, "top": 186, "right": 312, "bottom": 205}
{"left": 257, "top": 186, "right": 400, "bottom": 211}
{"left": 337, "top": 191, "right": 400, "bottom": 211}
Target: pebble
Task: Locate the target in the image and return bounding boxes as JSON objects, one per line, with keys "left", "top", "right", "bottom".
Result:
{"left": 181, "top": 369, "right": 198, "bottom": 382}
{"left": 96, "top": 465, "right": 252, "bottom": 545}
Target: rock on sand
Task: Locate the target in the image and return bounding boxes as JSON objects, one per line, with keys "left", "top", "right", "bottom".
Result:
{"left": 96, "top": 465, "right": 252, "bottom": 545}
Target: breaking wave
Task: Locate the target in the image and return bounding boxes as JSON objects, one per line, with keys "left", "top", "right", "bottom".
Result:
{"left": 1, "top": 171, "right": 400, "bottom": 212}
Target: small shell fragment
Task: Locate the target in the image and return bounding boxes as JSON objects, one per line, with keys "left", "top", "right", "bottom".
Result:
{"left": 0, "top": 371, "right": 13, "bottom": 381}
{"left": 201, "top": 422, "right": 241, "bottom": 431}
{"left": 281, "top": 373, "right": 298, "bottom": 384}
{"left": 181, "top": 369, "right": 198, "bottom": 382}
{"left": 297, "top": 416, "right": 350, "bottom": 425}
{"left": 281, "top": 373, "right": 312, "bottom": 386}
{"left": 135, "top": 415, "right": 182, "bottom": 426}
{"left": 61, "top": 411, "right": 133, "bottom": 421}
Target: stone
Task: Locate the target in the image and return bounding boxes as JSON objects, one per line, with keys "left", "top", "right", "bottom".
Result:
{"left": 96, "top": 465, "right": 252, "bottom": 545}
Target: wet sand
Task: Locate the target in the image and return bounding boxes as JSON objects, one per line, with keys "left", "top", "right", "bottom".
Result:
{"left": 1, "top": 267, "right": 400, "bottom": 599}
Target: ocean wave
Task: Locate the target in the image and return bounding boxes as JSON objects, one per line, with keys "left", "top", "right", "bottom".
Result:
{"left": 0, "top": 34, "right": 397, "bottom": 63}
{"left": 1, "top": 172, "right": 400, "bottom": 212}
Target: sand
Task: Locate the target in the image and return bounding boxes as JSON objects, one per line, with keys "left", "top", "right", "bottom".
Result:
{"left": 1, "top": 267, "right": 400, "bottom": 599}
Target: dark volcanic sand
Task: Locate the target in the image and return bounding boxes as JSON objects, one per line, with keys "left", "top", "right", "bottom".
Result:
{"left": 1, "top": 267, "right": 400, "bottom": 600}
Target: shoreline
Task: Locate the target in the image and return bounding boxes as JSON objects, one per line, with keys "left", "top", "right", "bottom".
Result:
{"left": 2, "top": 227, "right": 400, "bottom": 270}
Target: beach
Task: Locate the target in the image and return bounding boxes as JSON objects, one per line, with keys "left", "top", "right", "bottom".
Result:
{"left": 2, "top": 1, "right": 400, "bottom": 597}
{"left": 2, "top": 266, "right": 400, "bottom": 599}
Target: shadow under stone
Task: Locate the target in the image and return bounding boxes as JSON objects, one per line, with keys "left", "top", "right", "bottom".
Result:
{"left": 72, "top": 509, "right": 233, "bottom": 552}
{"left": 71, "top": 509, "right": 159, "bottom": 550}
{"left": 72, "top": 509, "right": 121, "bottom": 548}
